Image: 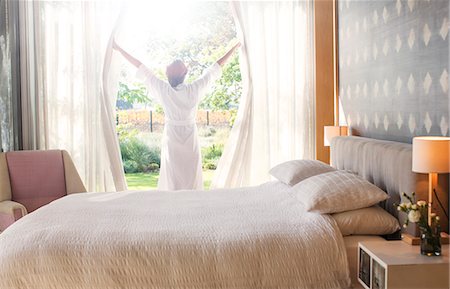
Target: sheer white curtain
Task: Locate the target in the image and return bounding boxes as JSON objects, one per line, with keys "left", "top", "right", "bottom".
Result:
{"left": 19, "top": 1, "right": 126, "bottom": 192}
{"left": 212, "top": 1, "right": 315, "bottom": 188}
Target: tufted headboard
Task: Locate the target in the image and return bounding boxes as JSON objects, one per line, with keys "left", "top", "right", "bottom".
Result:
{"left": 330, "top": 136, "right": 449, "bottom": 236}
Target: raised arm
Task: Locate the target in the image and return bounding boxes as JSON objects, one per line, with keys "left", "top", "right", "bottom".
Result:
{"left": 113, "top": 40, "right": 142, "bottom": 68}
{"left": 190, "top": 43, "right": 240, "bottom": 103}
{"left": 113, "top": 40, "right": 169, "bottom": 103}
{"left": 216, "top": 42, "right": 240, "bottom": 67}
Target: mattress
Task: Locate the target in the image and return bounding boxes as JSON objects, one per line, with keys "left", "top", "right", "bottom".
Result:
{"left": 0, "top": 181, "right": 351, "bottom": 289}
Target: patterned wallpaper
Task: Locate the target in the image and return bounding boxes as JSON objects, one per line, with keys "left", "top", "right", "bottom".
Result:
{"left": 338, "top": 0, "right": 449, "bottom": 143}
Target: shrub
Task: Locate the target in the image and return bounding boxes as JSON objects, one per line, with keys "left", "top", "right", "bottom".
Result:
{"left": 123, "top": 160, "right": 140, "bottom": 174}
{"left": 202, "top": 144, "right": 223, "bottom": 160}
{"left": 120, "top": 136, "right": 161, "bottom": 173}
{"left": 146, "top": 163, "right": 160, "bottom": 172}
{"left": 198, "top": 127, "right": 216, "bottom": 137}
{"left": 201, "top": 144, "right": 223, "bottom": 170}
{"left": 203, "top": 162, "right": 217, "bottom": 170}
{"left": 117, "top": 124, "right": 139, "bottom": 143}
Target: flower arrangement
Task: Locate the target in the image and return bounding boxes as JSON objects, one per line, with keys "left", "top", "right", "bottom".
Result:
{"left": 396, "top": 192, "right": 439, "bottom": 230}
{"left": 396, "top": 192, "right": 441, "bottom": 256}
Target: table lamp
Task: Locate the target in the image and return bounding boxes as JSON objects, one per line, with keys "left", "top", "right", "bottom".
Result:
{"left": 324, "top": 126, "right": 348, "bottom": 147}
{"left": 412, "top": 136, "right": 450, "bottom": 231}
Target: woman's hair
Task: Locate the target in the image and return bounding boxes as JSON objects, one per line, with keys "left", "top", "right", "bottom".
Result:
{"left": 166, "top": 60, "right": 188, "bottom": 87}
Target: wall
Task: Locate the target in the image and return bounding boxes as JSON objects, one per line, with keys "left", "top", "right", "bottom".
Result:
{"left": 338, "top": 0, "right": 449, "bottom": 143}
{"left": 338, "top": 0, "right": 449, "bottom": 233}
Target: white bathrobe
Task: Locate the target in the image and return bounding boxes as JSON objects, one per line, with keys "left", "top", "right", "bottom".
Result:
{"left": 136, "top": 63, "right": 222, "bottom": 190}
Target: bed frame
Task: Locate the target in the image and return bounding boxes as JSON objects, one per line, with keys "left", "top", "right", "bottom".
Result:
{"left": 330, "top": 136, "right": 449, "bottom": 236}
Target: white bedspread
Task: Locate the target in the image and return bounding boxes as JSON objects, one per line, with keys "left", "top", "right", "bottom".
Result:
{"left": 0, "top": 181, "right": 350, "bottom": 289}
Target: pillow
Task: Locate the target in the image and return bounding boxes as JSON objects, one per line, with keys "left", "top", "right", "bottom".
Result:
{"left": 269, "top": 159, "right": 336, "bottom": 186}
{"left": 332, "top": 206, "right": 400, "bottom": 236}
{"left": 290, "top": 170, "right": 388, "bottom": 214}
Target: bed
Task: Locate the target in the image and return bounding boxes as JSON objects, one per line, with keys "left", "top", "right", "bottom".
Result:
{"left": 0, "top": 136, "right": 431, "bottom": 289}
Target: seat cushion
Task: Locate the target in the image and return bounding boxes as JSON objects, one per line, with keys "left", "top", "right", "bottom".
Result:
{"left": 6, "top": 150, "right": 67, "bottom": 212}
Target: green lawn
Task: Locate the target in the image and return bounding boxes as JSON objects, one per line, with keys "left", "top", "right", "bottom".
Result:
{"left": 125, "top": 170, "right": 215, "bottom": 190}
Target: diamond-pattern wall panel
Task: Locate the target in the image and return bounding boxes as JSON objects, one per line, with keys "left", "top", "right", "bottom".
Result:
{"left": 338, "top": 0, "right": 449, "bottom": 143}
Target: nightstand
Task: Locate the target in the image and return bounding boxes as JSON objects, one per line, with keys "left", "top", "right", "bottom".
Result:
{"left": 358, "top": 241, "right": 449, "bottom": 289}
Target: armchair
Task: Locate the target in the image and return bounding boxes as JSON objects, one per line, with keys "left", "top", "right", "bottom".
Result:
{"left": 0, "top": 150, "right": 86, "bottom": 232}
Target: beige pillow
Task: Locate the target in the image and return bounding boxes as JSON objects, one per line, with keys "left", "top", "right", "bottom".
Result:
{"left": 332, "top": 206, "right": 400, "bottom": 236}
{"left": 290, "top": 170, "right": 389, "bottom": 214}
{"left": 269, "top": 159, "right": 336, "bottom": 186}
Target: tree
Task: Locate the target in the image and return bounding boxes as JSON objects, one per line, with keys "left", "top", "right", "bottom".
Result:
{"left": 200, "top": 54, "right": 241, "bottom": 111}
{"left": 116, "top": 82, "right": 150, "bottom": 109}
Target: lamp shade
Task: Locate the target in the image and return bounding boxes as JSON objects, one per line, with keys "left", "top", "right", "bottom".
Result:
{"left": 324, "top": 126, "right": 348, "bottom": 147}
{"left": 412, "top": 136, "right": 450, "bottom": 173}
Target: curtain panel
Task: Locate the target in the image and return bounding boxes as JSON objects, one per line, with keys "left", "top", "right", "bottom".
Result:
{"left": 18, "top": 1, "right": 126, "bottom": 192}
{"left": 212, "top": 1, "right": 315, "bottom": 188}
{"left": 0, "top": 0, "right": 21, "bottom": 152}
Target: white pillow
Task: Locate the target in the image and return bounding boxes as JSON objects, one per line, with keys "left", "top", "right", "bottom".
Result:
{"left": 269, "top": 159, "right": 336, "bottom": 186}
{"left": 290, "top": 170, "right": 388, "bottom": 214}
{"left": 332, "top": 206, "right": 400, "bottom": 236}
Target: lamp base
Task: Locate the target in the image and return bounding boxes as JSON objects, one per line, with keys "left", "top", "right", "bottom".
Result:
{"left": 402, "top": 233, "right": 421, "bottom": 245}
{"left": 402, "top": 232, "right": 449, "bottom": 246}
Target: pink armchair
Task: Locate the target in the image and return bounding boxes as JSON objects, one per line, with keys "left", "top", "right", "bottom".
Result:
{"left": 0, "top": 150, "right": 86, "bottom": 232}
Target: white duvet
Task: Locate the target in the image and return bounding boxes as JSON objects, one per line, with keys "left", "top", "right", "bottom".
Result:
{"left": 0, "top": 181, "right": 350, "bottom": 289}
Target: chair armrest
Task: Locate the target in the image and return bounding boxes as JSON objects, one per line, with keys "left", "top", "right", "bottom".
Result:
{"left": 62, "top": 150, "right": 87, "bottom": 194}
{"left": 0, "top": 201, "right": 27, "bottom": 232}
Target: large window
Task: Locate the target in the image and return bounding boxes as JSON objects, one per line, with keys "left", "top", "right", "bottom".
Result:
{"left": 115, "top": 1, "right": 240, "bottom": 189}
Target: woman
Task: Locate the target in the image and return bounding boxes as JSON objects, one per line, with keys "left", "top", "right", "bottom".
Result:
{"left": 113, "top": 40, "right": 240, "bottom": 190}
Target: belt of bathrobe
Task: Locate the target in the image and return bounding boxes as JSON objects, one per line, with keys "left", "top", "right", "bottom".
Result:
{"left": 165, "top": 118, "right": 196, "bottom": 126}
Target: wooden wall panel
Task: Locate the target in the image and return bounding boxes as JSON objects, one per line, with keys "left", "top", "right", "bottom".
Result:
{"left": 314, "top": 0, "right": 337, "bottom": 163}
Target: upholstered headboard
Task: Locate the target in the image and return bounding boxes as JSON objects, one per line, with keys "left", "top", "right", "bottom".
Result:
{"left": 330, "top": 136, "right": 449, "bottom": 235}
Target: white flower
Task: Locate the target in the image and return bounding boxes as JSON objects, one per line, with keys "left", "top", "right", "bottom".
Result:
{"left": 403, "top": 224, "right": 408, "bottom": 228}
{"left": 408, "top": 210, "right": 421, "bottom": 223}
{"left": 417, "top": 200, "right": 427, "bottom": 207}
{"left": 411, "top": 204, "right": 417, "bottom": 210}
{"left": 397, "top": 206, "right": 402, "bottom": 211}
{"left": 436, "top": 216, "right": 440, "bottom": 221}
{"left": 430, "top": 213, "right": 437, "bottom": 218}
{"left": 406, "top": 203, "right": 412, "bottom": 209}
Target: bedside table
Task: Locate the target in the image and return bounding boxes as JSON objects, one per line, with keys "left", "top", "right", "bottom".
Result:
{"left": 358, "top": 241, "right": 449, "bottom": 289}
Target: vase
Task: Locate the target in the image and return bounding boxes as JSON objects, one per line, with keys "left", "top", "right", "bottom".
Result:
{"left": 420, "top": 226, "right": 441, "bottom": 256}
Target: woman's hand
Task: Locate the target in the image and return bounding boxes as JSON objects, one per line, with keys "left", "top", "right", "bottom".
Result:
{"left": 112, "top": 40, "right": 142, "bottom": 68}
{"left": 217, "top": 41, "right": 241, "bottom": 67}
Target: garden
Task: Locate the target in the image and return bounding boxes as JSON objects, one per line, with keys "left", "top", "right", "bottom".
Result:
{"left": 119, "top": 125, "right": 229, "bottom": 190}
